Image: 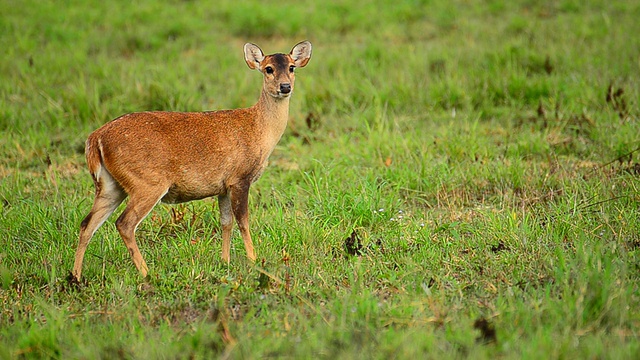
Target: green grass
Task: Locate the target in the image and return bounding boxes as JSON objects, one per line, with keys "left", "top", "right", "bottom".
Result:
{"left": 1, "top": 0, "right": 640, "bottom": 358}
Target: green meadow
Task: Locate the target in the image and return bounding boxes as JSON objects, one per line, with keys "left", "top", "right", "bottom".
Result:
{"left": 1, "top": 0, "right": 639, "bottom": 358}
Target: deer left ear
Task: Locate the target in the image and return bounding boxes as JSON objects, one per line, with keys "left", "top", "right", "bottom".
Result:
{"left": 244, "top": 43, "right": 265, "bottom": 70}
{"left": 290, "top": 41, "right": 312, "bottom": 68}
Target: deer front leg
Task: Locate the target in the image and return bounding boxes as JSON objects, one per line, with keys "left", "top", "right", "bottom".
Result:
{"left": 219, "top": 193, "right": 233, "bottom": 263}
{"left": 230, "top": 183, "right": 256, "bottom": 262}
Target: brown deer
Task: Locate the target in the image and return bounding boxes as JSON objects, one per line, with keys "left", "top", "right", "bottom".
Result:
{"left": 72, "top": 41, "right": 312, "bottom": 280}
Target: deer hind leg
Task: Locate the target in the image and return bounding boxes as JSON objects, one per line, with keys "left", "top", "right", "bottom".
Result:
{"left": 115, "top": 187, "right": 168, "bottom": 278}
{"left": 73, "top": 169, "right": 126, "bottom": 281}
{"left": 219, "top": 193, "right": 233, "bottom": 263}
{"left": 230, "top": 183, "right": 256, "bottom": 262}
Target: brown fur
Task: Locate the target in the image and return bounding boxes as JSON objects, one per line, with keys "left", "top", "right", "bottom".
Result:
{"left": 72, "top": 41, "right": 312, "bottom": 280}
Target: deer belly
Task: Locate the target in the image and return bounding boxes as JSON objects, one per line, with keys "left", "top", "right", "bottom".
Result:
{"left": 161, "top": 178, "right": 225, "bottom": 204}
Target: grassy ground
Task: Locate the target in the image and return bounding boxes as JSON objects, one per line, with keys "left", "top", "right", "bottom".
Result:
{"left": 1, "top": 0, "right": 639, "bottom": 358}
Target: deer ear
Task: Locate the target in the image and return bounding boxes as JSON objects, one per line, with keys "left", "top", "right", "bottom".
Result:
{"left": 244, "top": 43, "right": 264, "bottom": 70}
{"left": 290, "top": 41, "right": 312, "bottom": 68}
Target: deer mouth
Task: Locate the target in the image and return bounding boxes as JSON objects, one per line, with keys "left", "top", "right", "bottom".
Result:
{"left": 272, "top": 91, "right": 292, "bottom": 99}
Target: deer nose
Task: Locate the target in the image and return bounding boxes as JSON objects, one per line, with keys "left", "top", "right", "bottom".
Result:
{"left": 280, "top": 83, "right": 291, "bottom": 94}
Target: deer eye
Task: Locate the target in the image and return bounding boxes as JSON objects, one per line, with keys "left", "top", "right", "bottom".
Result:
{"left": 289, "top": 65, "right": 295, "bottom": 73}
{"left": 265, "top": 66, "right": 274, "bottom": 74}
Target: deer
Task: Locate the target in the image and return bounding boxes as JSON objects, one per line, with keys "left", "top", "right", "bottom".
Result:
{"left": 72, "top": 41, "right": 312, "bottom": 281}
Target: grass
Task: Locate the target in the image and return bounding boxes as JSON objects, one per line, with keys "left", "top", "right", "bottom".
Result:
{"left": 1, "top": 0, "right": 639, "bottom": 358}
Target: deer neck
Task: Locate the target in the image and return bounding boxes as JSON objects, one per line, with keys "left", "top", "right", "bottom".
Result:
{"left": 254, "top": 90, "right": 291, "bottom": 153}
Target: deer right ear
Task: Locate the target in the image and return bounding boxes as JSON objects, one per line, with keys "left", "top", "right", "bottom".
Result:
{"left": 244, "top": 43, "right": 264, "bottom": 70}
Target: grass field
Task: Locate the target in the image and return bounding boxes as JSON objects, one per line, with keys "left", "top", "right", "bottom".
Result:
{"left": 1, "top": 0, "right": 639, "bottom": 358}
